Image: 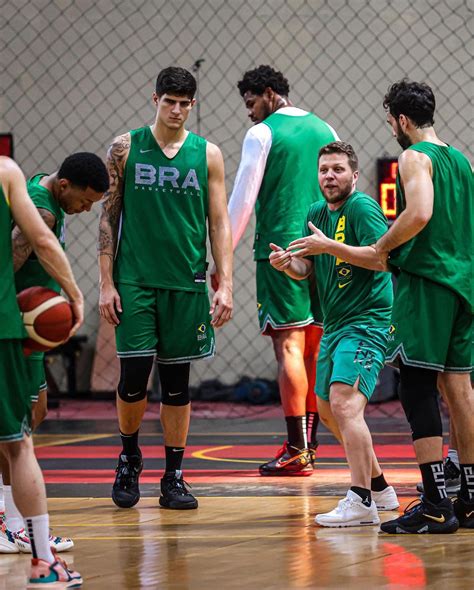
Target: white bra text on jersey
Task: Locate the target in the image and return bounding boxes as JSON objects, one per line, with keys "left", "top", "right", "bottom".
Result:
{"left": 135, "top": 164, "right": 200, "bottom": 191}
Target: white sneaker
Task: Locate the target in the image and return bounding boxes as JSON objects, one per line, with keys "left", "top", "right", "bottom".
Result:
{"left": 372, "top": 486, "right": 400, "bottom": 511}
{"left": 314, "top": 490, "right": 380, "bottom": 527}
{"left": 0, "top": 514, "right": 19, "bottom": 554}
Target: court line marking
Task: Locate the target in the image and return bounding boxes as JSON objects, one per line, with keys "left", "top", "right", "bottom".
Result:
{"left": 190, "top": 446, "right": 420, "bottom": 466}
{"left": 34, "top": 433, "right": 113, "bottom": 448}
{"left": 33, "top": 431, "right": 450, "bottom": 438}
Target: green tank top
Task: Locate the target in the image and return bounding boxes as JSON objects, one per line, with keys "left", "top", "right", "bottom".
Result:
{"left": 0, "top": 184, "right": 26, "bottom": 339}
{"left": 391, "top": 142, "right": 473, "bottom": 310}
{"left": 253, "top": 111, "right": 337, "bottom": 260}
{"left": 15, "top": 174, "right": 65, "bottom": 294}
{"left": 304, "top": 192, "right": 393, "bottom": 334}
{"left": 114, "top": 127, "right": 209, "bottom": 292}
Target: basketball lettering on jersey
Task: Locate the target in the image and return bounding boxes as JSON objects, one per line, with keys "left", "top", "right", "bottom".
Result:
{"left": 135, "top": 164, "right": 201, "bottom": 193}
{"left": 114, "top": 126, "right": 209, "bottom": 292}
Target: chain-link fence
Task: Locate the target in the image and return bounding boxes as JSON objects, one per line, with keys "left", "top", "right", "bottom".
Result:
{"left": 1, "top": 0, "right": 472, "bottom": 398}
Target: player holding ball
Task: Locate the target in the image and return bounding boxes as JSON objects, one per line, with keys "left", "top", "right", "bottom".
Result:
{"left": 0, "top": 155, "right": 84, "bottom": 586}
{"left": 0, "top": 153, "right": 108, "bottom": 557}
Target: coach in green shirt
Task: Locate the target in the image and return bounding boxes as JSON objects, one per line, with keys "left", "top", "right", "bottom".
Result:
{"left": 272, "top": 141, "right": 397, "bottom": 527}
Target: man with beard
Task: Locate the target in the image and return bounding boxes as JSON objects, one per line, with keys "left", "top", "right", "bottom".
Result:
{"left": 272, "top": 141, "right": 398, "bottom": 526}
{"left": 374, "top": 79, "right": 473, "bottom": 533}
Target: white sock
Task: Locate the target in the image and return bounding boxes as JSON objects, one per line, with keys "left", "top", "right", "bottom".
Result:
{"left": 0, "top": 475, "right": 4, "bottom": 513}
{"left": 24, "top": 514, "right": 54, "bottom": 563}
{"left": 4, "top": 485, "right": 24, "bottom": 532}
{"left": 447, "top": 448, "right": 460, "bottom": 470}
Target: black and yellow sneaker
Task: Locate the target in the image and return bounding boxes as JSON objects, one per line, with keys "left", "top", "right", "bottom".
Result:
{"left": 309, "top": 441, "right": 319, "bottom": 465}
{"left": 416, "top": 458, "right": 461, "bottom": 495}
{"left": 380, "top": 496, "right": 459, "bottom": 534}
{"left": 453, "top": 495, "right": 474, "bottom": 529}
{"left": 112, "top": 453, "right": 143, "bottom": 508}
{"left": 159, "top": 470, "right": 198, "bottom": 510}
{"left": 259, "top": 442, "right": 313, "bottom": 476}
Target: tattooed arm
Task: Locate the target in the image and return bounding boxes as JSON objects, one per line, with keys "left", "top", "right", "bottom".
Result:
{"left": 98, "top": 133, "right": 130, "bottom": 325}
{"left": 12, "top": 208, "right": 56, "bottom": 271}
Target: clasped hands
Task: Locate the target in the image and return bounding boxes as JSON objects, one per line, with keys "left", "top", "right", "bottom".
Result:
{"left": 269, "top": 221, "right": 329, "bottom": 270}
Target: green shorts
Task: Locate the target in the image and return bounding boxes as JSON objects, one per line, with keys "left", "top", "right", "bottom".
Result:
{"left": 115, "top": 283, "right": 215, "bottom": 364}
{"left": 0, "top": 340, "right": 33, "bottom": 441}
{"left": 256, "top": 260, "right": 322, "bottom": 335}
{"left": 28, "top": 352, "right": 47, "bottom": 403}
{"left": 386, "top": 272, "right": 473, "bottom": 372}
{"left": 315, "top": 325, "right": 388, "bottom": 402}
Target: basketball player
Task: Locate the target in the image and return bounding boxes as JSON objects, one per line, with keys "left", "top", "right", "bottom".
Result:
{"left": 274, "top": 142, "right": 398, "bottom": 526}
{"left": 98, "top": 67, "right": 233, "bottom": 510}
{"left": 374, "top": 80, "right": 473, "bottom": 533}
{"left": 222, "top": 65, "right": 339, "bottom": 475}
{"left": 0, "top": 156, "right": 82, "bottom": 585}
{"left": 0, "top": 152, "right": 108, "bottom": 554}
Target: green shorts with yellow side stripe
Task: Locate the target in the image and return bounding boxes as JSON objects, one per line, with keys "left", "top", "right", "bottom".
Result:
{"left": 115, "top": 283, "right": 215, "bottom": 364}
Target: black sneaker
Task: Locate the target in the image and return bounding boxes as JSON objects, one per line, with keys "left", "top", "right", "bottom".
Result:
{"left": 112, "top": 453, "right": 143, "bottom": 508}
{"left": 159, "top": 470, "right": 198, "bottom": 510}
{"left": 380, "top": 496, "right": 459, "bottom": 534}
{"left": 259, "top": 442, "right": 313, "bottom": 476}
{"left": 416, "top": 457, "right": 461, "bottom": 495}
{"left": 309, "top": 441, "right": 319, "bottom": 465}
{"left": 453, "top": 495, "right": 474, "bottom": 529}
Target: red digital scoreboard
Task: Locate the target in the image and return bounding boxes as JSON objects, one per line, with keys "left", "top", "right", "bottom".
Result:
{"left": 377, "top": 157, "right": 398, "bottom": 221}
{"left": 0, "top": 134, "right": 14, "bottom": 158}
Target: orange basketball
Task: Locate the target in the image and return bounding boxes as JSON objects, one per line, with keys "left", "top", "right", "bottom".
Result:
{"left": 17, "top": 286, "right": 73, "bottom": 352}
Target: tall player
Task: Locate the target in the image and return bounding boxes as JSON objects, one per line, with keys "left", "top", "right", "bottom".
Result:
{"left": 0, "top": 152, "right": 108, "bottom": 554}
{"left": 375, "top": 80, "right": 473, "bottom": 533}
{"left": 98, "top": 67, "right": 233, "bottom": 510}
{"left": 0, "top": 156, "right": 82, "bottom": 586}
{"left": 222, "top": 65, "right": 339, "bottom": 475}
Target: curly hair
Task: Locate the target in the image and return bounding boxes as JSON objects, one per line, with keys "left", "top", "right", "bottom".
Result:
{"left": 318, "top": 142, "right": 359, "bottom": 172}
{"left": 383, "top": 78, "right": 435, "bottom": 128}
{"left": 237, "top": 65, "right": 290, "bottom": 97}
{"left": 58, "top": 153, "right": 109, "bottom": 192}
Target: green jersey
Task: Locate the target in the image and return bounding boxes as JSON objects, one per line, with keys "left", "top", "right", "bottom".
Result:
{"left": 254, "top": 111, "right": 337, "bottom": 260}
{"left": 0, "top": 185, "right": 25, "bottom": 340}
{"left": 304, "top": 191, "right": 393, "bottom": 334}
{"left": 15, "top": 174, "right": 65, "bottom": 294}
{"left": 390, "top": 142, "right": 473, "bottom": 311}
{"left": 114, "top": 127, "right": 209, "bottom": 292}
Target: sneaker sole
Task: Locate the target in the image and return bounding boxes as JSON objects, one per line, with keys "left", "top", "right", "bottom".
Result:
{"left": 159, "top": 498, "right": 198, "bottom": 510}
{"left": 380, "top": 518, "right": 459, "bottom": 534}
{"left": 315, "top": 518, "right": 380, "bottom": 528}
{"left": 259, "top": 468, "right": 313, "bottom": 477}
{"left": 27, "top": 578, "right": 82, "bottom": 589}
{"left": 111, "top": 492, "right": 140, "bottom": 508}
{"left": 16, "top": 540, "right": 75, "bottom": 553}
{"left": 0, "top": 537, "right": 19, "bottom": 553}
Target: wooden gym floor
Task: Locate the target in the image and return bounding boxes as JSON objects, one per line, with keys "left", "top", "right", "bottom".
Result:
{"left": 1, "top": 403, "right": 472, "bottom": 589}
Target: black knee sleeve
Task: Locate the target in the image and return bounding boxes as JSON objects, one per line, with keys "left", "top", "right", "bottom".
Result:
{"left": 158, "top": 362, "right": 191, "bottom": 406}
{"left": 398, "top": 361, "right": 442, "bottom": 441}
{"left": 117, "top": 356, "right": 154, "bottom": 402}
